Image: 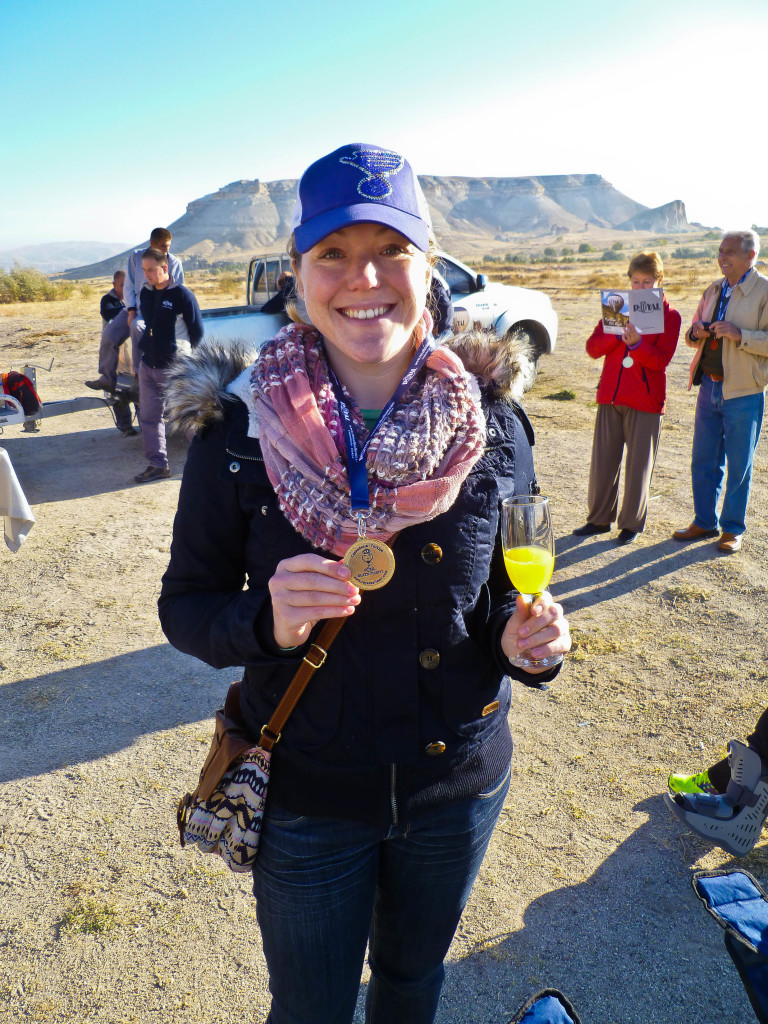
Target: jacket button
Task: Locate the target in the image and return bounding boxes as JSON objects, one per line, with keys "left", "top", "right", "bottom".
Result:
{"left": 261, "top": 505, "right": 268, "bottom": 516}
{"left": 419, "top": 649, "right": 440, "bottom": 670}
{"left": 229, "top": 461, "right": 240, "bottom": 473}
{"left": 420, "top": 543, "right": 443, "bottom": 565}
{"left": 425, "top": 741, "right": 446, "bottom": 756}
{"left": 488, "top": 426, "right": 498, "bottom": 438}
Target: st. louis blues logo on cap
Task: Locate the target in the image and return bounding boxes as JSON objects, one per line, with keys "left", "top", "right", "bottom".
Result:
{"left": 292, "top": 142, "right": 431, "bottom": 253}
{"left": 339, "top": 148, "right": 405, "bottom": 200}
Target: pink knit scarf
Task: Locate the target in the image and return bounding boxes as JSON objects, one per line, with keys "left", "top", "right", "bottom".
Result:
{"left": 250, "top": 320, "right": 486, "bottom": 556}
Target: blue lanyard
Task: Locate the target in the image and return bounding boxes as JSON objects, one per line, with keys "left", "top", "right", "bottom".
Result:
{"left": 326, "top": 336, "right": 436, "bottom": 516}
{"left": 715, "top": 270, "right": 750, "bottom": 322}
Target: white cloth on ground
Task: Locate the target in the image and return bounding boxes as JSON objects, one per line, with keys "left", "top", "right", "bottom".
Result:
{"left": 0, "top": 447, "right": 35, "bottom": 552}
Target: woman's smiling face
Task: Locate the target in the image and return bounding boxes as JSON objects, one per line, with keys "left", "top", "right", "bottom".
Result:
{"left": 293, "top": 222, "right": 430, "bottom": 388}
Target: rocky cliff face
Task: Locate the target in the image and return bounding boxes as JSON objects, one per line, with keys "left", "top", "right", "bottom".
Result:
{"left": 619, "top": 200, "right": 688, "bottom": 232}
{"left": 172, "top": 179, "right": 297, "bottom": 256}
{"left": 60, "top": 174, "right": 689, "bottom": 278}
{"left": 419, "top": 173, "right": 650, "bottom": 236}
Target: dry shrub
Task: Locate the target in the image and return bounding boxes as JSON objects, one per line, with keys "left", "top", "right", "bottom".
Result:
{"left": 216, "top": 273, "right": 242, "bottom": 296}
{"left": 531, "top": 268, "right": 560, "bottom": 287}
{"left": 59, "top": 897, "right": 121, "bottom": 935}
{"left": 0, "top": 264, "right": 84, "bottom": 303}
{"left": 585, "top": 272, "right": 614, "bottom": 290}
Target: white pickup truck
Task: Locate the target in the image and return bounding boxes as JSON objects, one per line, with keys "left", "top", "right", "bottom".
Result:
{"left": 201, "top": 251, "right": 558, "bottom": 361}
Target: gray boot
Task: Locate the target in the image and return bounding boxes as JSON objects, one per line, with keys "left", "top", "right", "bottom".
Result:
{"left": 664, "top": 740, "right": 768, "bottom": 857}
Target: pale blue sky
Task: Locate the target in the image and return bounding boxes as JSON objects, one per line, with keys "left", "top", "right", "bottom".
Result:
{"left": 2, "top": 0, "right": 767, "bottom": 247}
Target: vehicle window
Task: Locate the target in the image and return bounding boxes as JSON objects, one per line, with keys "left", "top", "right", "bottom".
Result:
{"left": 436, "top": 257, "right": 475, "bottom": 296}
{"left": 265, "top": 260, "right": 282, "bottom": 298}
{"left": 250, "top": 260, "right": 268, "bottom": 305}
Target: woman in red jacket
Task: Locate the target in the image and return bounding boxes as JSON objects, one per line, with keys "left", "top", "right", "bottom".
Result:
{"left": 573, "top": 251, "right": 681, "bottom": 544}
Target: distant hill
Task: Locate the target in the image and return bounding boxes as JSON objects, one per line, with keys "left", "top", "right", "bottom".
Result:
{"left": 0, "top": 241, "right": 130, "bottom": 274}
{"left": 59, "top": 174, "right": 691, "bottom": 279}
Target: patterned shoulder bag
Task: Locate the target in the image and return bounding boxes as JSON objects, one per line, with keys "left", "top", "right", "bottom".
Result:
{"left": 176, "top": 616, "right": 346, "bottom": 872}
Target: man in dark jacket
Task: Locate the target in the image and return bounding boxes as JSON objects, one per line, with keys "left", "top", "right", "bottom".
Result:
{"left": 260, "top": 271, "right": 295, "bottom": 314}
{"left": 134, "top": 248, "right": 203, "bottom": 483}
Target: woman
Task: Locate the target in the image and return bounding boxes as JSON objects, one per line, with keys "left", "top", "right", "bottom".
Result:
{"left": 573, "top": 251, "right": 681, "bottom": 545}
{"left": 159, "top": 143, "right": 571, "bottom": 1024}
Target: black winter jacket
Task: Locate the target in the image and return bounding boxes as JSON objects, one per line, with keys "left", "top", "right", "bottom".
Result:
{"left": 158, "top": 336, "right": 559, "bottom": 827}
{"left": 139, "top": 283, "right": 203, "bottom": 369}
{"left": 100, "top": 287, "right": 125, "bottom": 323}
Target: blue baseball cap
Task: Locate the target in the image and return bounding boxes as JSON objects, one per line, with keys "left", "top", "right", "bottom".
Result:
{"left": 291, "top": 143, "right": 432, "bottom": 254}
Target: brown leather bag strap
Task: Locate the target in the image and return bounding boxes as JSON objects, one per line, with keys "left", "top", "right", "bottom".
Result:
{"left": 258, "top": 616, "right": 346, "bottom": 752}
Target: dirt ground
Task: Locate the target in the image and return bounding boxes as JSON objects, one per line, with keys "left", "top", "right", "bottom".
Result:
{"left": 1, "top": 264, "right": 766, "bottom": 1024}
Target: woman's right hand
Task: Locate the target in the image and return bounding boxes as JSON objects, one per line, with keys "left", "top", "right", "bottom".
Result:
{"left": 268, "top": 554, "right": 361, "bottom": 649}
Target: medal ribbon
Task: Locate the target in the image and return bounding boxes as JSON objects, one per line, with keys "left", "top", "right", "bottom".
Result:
{"left": 326, "top": 336, "right": 436, "bottom": 522}
{"left": 715, "top": 270, "right": 750, "bottom": 322}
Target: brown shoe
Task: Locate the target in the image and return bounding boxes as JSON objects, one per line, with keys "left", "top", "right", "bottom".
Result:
{"left": 672, "top": 523, "right": 720, "bottom": 542}
{"left": 718, "top": 532, "right": 742, "bottom": 553}
{"left": 134, "top": 465, "right": 171, "bottom": 483}
{"left": 85, "top": 377, "right": 115, "bottom": 391}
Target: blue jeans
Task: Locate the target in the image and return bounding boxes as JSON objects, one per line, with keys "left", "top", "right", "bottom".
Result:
{"left": 691, "top": 375, "right": 764, "bottom": 536}
{"left": 252, "top": 766, "right": 511, "bottom": 1024}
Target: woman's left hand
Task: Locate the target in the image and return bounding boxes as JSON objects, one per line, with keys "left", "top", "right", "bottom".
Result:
{"left": 500, "top": 592, "right": 571, "bottom": 675}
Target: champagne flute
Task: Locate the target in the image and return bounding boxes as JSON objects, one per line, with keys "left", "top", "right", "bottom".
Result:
{"left": 501, "top": 494, "right": 562, "bottom": 669}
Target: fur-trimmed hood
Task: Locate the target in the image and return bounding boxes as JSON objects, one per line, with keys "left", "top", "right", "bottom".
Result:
{"left": 164, "top": 329, "right": 535, "bottom": 438}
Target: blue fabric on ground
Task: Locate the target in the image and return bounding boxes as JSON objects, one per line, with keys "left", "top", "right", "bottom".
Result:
{"left": 724, "top": 932, "right": 768, "bottom": 1024}
{"left": 695, "top": 870, "right": 768, "bottom": 1022}
{"left": 516, "top": 993, "right": 575, "bottom": 1023}
{"left": 695, "top": 871, "right": 768, "bottom": 955}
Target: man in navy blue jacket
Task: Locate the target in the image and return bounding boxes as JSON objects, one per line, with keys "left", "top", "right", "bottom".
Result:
{"left": 134, "top": 248, "right": 203, "bottom": 483}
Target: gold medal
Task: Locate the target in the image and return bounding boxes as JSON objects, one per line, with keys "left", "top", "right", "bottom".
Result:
{"left": 343, "top": 537, "right": 395, "bottom": 590}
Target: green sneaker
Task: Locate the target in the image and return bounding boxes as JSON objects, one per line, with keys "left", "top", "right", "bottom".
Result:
{"left": 667, "top": 769, "right": 718, "bottom": 796}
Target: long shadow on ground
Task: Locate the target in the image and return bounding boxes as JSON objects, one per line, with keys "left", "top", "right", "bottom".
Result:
{"left": 0, "top": 644, "right": 231, "bottom": 783}
{"left": 441, "top": 795, "right": 755, "bottom": 1024}
{"left": 1, "top": 423, "right": 189, "bottom": 503}
{"left": 554, "top": 534, "right": 726, "bottom": 613}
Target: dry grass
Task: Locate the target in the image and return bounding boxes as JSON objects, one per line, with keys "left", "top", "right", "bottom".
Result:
{"left": 568, "top": 625, "right": 637, "bottom": 661}
{"left": 471, "top": 251, "right": 716, "bottom": 306}
{"left": 663, "top": 583, "right": 712, "bottom": 606}
{"left": 0, "top": 270, "right": 250, "bottom": 327}
{"left": 59, "top": 896, "right": 122, "bottom": 935}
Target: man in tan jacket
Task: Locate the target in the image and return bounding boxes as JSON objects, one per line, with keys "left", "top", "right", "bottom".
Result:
{"left": 673, "top": 230, "right": 768, "bottom": 553}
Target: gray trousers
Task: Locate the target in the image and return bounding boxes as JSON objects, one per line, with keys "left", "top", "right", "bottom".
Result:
{"left": 587, "top": 403, "right": 662, "bottom": 533}
{"left": 98, "top": 309, "right": 130, "bottom": 383}
{"left": 98, "top": 310, "right": 137, "bottom": 432}
{"left": 138, "top": 362, "right": 168, "bottom": 469}
{"left": 129, "top": 317, "right": 146, "bottom": 371}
